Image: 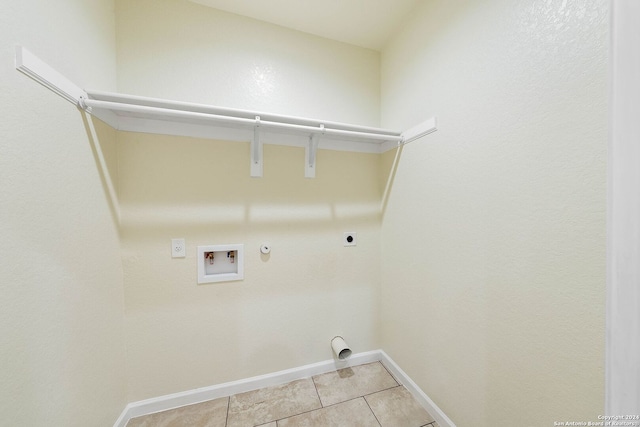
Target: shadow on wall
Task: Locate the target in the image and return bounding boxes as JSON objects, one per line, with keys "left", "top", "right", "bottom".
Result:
{"left": 114, "top": 131, "right": 397, "bottom": 234}
{"left": 115, "top": 131, "right": 384, "bottom": 400}
{"left": 380, "top": 144, "right": 403, "bottom": 218}
{"left": 82, "top": 114, "right": 120, "bottom": 228}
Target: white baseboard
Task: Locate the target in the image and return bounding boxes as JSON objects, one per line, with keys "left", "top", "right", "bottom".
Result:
{"left": 377, "top": 350, "right": 456, "bottom": 427}
{"left": 114, "top": 349, "right": 455, "bottom": 427}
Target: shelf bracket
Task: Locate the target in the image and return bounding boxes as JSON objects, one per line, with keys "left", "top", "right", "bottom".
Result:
{"left": 251, "top": 116, "right": 263, "bottom": 178}
{"left": 305, "top": 131, "right": 320, "bottom": 178}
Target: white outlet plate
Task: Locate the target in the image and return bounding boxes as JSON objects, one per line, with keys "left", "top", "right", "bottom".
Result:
{"left": 172, "top": 238, "right": 186, "bottom": 258}
{"left": 344, "top": 232, "right": 357, "bottom": 247}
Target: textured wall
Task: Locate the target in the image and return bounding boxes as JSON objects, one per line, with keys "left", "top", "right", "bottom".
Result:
{"left": 115, "top": 0, "right": 380, "bottom": 126}
{"left": 379, "top": 0, "right": 608, "bottom": 425}
{"left": 0, "top": 0, "right": 127, "bottom": 426}
{"left": 0, "top": 0, "right": 610, "bottom": 422}
{"left": 119, "top": 135, "right": 382, "bottom": 401}
{"left": 115, "top": 0, "right": 383, "bottom": 402}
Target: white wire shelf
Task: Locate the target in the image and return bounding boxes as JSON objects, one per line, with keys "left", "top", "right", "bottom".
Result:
{"left": 16, "top": 46, "right": 437, "bottom": 178}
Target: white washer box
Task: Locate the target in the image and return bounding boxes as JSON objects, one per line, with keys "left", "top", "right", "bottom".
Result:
{"left": 197, "top": 244, "right": 244, "bottom": 284}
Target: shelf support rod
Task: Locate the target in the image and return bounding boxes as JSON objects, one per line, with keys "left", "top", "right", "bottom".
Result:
{"left": 251, "top": 116, "right": 263, "bottom": 178}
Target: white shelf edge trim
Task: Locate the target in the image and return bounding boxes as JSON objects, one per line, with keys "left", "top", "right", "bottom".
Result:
{"left": 377, "top": 116, "right": 439, "bottom": 153}
{"left": 86, "top": 89, "right": 401, "bottom": 136}
{"left": 15, "top": 46, "right": 86, "bottom": 105}
{"left": 15, "top": 46, "right": 438, "bottom": 176}
{"left": 113, "top": 349, "right": 456, "bottom": 427}
{"left": 78, "top": 97, "right": 403, "bottom": 144}
{"left": 402, "top": 116, "right": 439, "bottom": 145}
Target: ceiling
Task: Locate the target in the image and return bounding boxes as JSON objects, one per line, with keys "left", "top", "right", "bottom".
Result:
{"left": 188, "top": 0, "right": 420, "bottom": 51}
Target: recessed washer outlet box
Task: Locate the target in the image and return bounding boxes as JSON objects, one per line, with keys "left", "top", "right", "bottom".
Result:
{"left": 197, "top": 244, "right": 244, "bottom": 284}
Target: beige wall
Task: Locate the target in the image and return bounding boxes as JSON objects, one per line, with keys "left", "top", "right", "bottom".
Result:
{"left": 1, "top": 0, "right": 609, "bottom": 423}
{"left": 0, "top": 0, "right": 127, "bottom": 426}
{"left": 119, "top": 135, "right": 382, "bottom": 401}
{"left": 115, "top": 0, "right": 380, "bottom": 126}
{"left": 380, "top": 1, "right": 608, "bottom": 426}
{"left": 115, "top": 0, "right": 383, "bottom": 402}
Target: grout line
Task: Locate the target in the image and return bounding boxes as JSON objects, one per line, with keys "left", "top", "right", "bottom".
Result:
{"left": 305, "top": 395, "right": 361, "bottom": 414}
{"left": 362, "top": 384, "right": 402, "bottom": 398}
{"left": 271, "top": 405, "right": 323, "bottom": 423}
{"left": 362, "top": 395, "right": 383, "bottom": 427}
{"left": 310, "top": 374, "right": 324, "bottom": 408}
{"left": 127, "top": 356, "right": 430, "bottom": 427}
{"left": 226, "top": 377, "right": 325, "bottom": 427}
{"left": 321, "top": 395, "right": 366, "bottom": 410}
{"left": 224, "top": 396, "right": 230, "bottom": 427}
{"left": 258, "top": 379, "right": 326, "bottom": 425}
{"left": 379, "top": 360, "right": 401, "bottom": 386}
{"left": 275, "top": 395, "right": 366, "bottom": 423}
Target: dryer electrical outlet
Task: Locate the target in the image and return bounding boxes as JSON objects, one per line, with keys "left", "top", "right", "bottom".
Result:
{"left": 343, "top": 232, "right": 357, "bottom": 246}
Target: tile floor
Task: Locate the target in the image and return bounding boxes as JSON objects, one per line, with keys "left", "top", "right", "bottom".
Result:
{"left": 126, "top": 362, "right": 439, "bottom": 427}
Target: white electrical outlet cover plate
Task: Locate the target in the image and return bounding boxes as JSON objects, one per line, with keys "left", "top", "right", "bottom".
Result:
{"left": 344, "top": 232, "right": 357, "bottom": 246}
{"left": 172, "top": 238, "right": 186, "bottom": 258}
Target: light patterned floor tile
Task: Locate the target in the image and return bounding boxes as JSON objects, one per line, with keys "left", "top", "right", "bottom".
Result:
{"left": 365, "top": 386, "right": 434, "bottom": 427}
{"left": 126, "top": 397, "right": 228, "bottom": 427}
{"left": 125, "top": 364, "right": 441, "bottom": 427}
{"left": 312, "top": 362, "right": 398, "bottom": 407}
{"left": 226, "top": 378, "right": 321, "bottom": 427}
{"left": 277, "top": 398, "right": 379, "bottom": 427}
